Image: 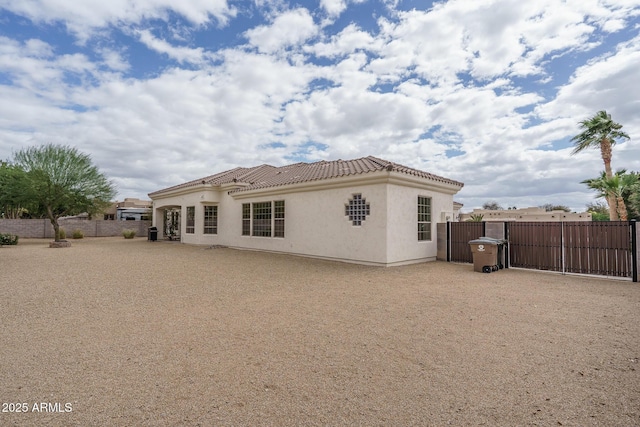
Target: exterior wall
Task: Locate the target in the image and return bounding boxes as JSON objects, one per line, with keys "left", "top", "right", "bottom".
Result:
{"left": 267, "top": 183, "right": 388, "bottom": 264}
{"left": 150, "top": 178, "right": 460, "bottom": 266}
{"left": 152, "top": 189, "right": 222, "bottom": 242}
{"left": 436, "top": 223, "right": 447, "bottom": 261}
{"left": 152, "top": 183, "right": 390, "bottom": 264}
{"left": 386, "top": 184, "right": 455, "bottom": 265}
{"left": 0, "top": 219, "right": 150, "bottom": 238}
{"left": 0, "top": 219, "right": 51, "bottom": 238}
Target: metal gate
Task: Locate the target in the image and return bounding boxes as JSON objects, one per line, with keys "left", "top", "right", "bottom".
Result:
{"left": 508, "top": 222, "right": 562, "bottom": 271}
{"left": 449, "top": 222, "right": 484, "bottom": 263}
{"left": 508, "top": 221, "right": 634, "bottom": 278}
{"left": 447, "top": 221, "right": 637, "bottom": 280}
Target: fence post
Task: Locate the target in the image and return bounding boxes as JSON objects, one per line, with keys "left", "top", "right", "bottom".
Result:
{"left": 631, "top": 220, "right": 637, "bottom": 283}
{"left": 504, "top": 222, "right": 509, "bottom": 268}
{"left": 561, "top": 221, "right": 565, "bottom": 275}
{"left": 446, "top": 221, "right": 451, "bottom": 262}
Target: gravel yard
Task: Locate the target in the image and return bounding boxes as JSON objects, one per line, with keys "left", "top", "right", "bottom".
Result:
{"left": 1, "top": 237, "right": 639, "bottom": 426}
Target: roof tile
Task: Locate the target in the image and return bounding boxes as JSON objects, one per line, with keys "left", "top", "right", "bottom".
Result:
{"left": 149, "top": 155, "right": 463, "bottom": 197}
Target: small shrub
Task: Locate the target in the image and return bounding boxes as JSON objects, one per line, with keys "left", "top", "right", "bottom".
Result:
{"left": 58, "top": 229, "right": 66, "bottom": 239}
{"left": 72, "top": 229, "right": 84, "bottom": 239}
{"left": 0, "top": 233, "right": 19, "bottom": 246}
{"left": 122, "top": 229, "right": 136, "bottom": 239}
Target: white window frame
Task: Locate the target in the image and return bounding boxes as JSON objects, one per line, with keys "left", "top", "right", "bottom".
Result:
{"left": 417, "top": 196, "right": 431, "bottom": 241}
{"left": 242, "top": 201, "right": 285, "bottom": 238}
{"left": 203, "top": 205, "right": 218, "bottom": 235}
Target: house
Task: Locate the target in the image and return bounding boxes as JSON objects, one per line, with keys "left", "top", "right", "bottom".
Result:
{"left": 458, "top": 207, "right": 592, "bottom": 222}
{"left": 148, "top": 156, "right": 464, "bottom": 266}
{"left": 61, "top": 198, "right": 151, "bottom": 221}
{"left": 453, "top": 201, "right": 464, "bottom": 221}
{"left": 103, "top": 198, "right": 152, "bottom": 221}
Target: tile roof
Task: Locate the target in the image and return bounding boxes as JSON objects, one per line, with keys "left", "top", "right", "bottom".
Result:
{"left": 149, "top": 155, "right": 463, "bottom": 197}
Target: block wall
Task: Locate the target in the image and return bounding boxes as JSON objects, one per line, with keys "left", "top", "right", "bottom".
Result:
{"left": 0, "top": 219, "right": 151, "bottom": 238}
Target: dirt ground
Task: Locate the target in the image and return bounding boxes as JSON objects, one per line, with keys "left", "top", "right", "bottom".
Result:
{"left": 1, "top": 237, "right": 638, "bottom": 426}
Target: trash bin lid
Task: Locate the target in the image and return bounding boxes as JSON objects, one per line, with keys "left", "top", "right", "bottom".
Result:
{"left": 469, "top": 237, "right": 506, "bottom": 245}
{"left": 149, "top": 227, "right": 157, "bottom": 230}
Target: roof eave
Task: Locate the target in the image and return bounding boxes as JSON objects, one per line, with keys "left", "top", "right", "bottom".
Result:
{"left": 149, "top": 183, "right": 219, "bottom": 199}
{"left": 387, "top": 171, "right": 464, "bottom": 195}
{"left": 229, "top": 170, "right": 464, "bottom": 199}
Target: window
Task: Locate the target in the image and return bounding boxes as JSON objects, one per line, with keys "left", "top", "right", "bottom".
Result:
{"left": 204, "top": 206, "right": 217, "bottom": 234}
{"left": 186, "top": 206, "right": 195, "bottom": 234}
{"left": 274, "top": 200, "right": 285, "bottom": 238}
{"left": 242, "top": 201, "right": 285, "bottom": 237}
{"left": 252, "top": 202, "right": 272, "bottom": 237}
{"left": 242, "top": 203, "right": 250, "bottom": 236}
{"left": 345, "top": 193, "right": 370, "bottom": 226}
{"left": 418, "top": 196, "right": 431, "bottom": 241}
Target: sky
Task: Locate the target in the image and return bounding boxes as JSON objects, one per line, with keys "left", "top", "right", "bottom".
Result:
{"left": 1, "top": 0, "right": 639, "bottom": 213}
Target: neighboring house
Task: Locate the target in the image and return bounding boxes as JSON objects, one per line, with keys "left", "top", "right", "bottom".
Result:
{"left": 459, "top": 207, "right": 592, "bottom": 222}
{"left": 452, "top": 201, "right": 464, "bottom": 222}
{"left": 116, "top": 208, "right": 150, "bottom": 221}
{"left": 148, "top": 156, "right": 464, "bottom": 266}
{"left": 103, "top": 198, "right": 152, "bottom": 220}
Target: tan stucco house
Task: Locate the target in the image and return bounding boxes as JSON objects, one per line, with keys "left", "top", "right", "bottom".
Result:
{"left": 148, "top": 156, "right": 463, "bottom": 266}
{"left": 458, "top": 207, "right": 592, "bottom": 222}
{"left": 103, "top": 198, "right": 152, "bottom": 220}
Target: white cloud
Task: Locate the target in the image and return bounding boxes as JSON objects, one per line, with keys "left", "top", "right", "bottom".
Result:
{"left": 310, "top": 24, "right": 379, "bottom": 58}
{"left": 0, "top": 0, "right": 236, "bottom": 40}
{"left": 538, "top": 34, "right": 640, "bottom": 126}
{"left": 0, "top": 37, "right": 97, "bottom": 101}
{"left": 320, "top": 0, "right": 347, "bottom": 17}
{"left": 368, "top": 0, "right": 640, "bottom": 87}
{"left": 319, "top": 0, "right": 368, "bottom": 21}
{"left": 0, "top": 86, "right": 76, "bottom": 131}
{"left": 98, "top": 48, "right": 130, "bottom": 72}
{"left": 136, "top": 29, "right": 207, "bottom": 64}
{"left": 1, "top": 0, "right": 639, "bottom": 212}
{"left": 281, "top": 55, "right": 432, "bottom": 157}
{"left": 533, "top": 33, "right": 640, "bottom": 179}
{"left": 245, "top": 8, "right": 318, "bottom": 53}
{"left": 0, "top": 42, "right": 321, "bottom": 189}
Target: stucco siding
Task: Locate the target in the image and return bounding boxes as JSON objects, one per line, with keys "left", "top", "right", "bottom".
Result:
{"left": 151, "top": 183, "right": 391, "bottom": 264}
{"left": 270, "top": 183, "right": 388, "bottom": 264}
{"left": 150, "top": 166, "right": 461, "bottom": 266}
{"left": 385, "top": 184, "right": 454, "bottom": 265}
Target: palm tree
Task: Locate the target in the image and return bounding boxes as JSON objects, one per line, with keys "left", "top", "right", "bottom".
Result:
{"left": 571, "top": 111, "right": 629, "bottom": 219}
{"left": 582, "top": 170, "right": 637, "bottom": 221}
{"left": 466, "top": 213, "right": 484, "bottom": 222}
{"left": 604, "top": 174, "right": 637, "bottom": 221}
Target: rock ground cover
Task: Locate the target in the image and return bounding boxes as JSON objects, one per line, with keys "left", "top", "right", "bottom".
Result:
{"left": 1, "top": 237, "right": 639, "bottom": 426}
